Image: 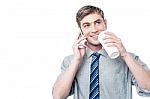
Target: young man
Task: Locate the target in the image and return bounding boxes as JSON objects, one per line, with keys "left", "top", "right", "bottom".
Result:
{"left": 52, "top": 5, "right": 150, "bottom": 99}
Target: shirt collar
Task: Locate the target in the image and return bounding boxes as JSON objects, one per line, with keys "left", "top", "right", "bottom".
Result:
{"left": 85, "top": 47, "right": 108, "bottom": 58}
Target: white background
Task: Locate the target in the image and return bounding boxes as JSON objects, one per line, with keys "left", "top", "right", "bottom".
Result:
{"left": 0, "top": 0, "right": 150, "bottom": 99}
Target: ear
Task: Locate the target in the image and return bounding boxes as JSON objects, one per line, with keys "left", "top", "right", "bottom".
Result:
{"left": 104, "top": 19, "right": 107, "bottom": 30}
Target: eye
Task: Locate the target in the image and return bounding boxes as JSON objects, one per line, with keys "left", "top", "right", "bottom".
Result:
{"left": 83, "top": 24, "right": 90, "bottom": 28}
{"left": 95, "top": 21, "right": 101, "bottom": 25}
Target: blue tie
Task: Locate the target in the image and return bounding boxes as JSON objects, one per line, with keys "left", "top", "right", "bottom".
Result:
{"left": 89, "top": 52, "right": 100, "bottom": 99}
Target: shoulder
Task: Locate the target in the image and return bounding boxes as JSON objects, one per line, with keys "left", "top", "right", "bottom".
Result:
{"left": 60, "top": 54, "right": 74, "bottom": 71}
{"left": 63, "top": 54, "right": 74, "bottom": 62}
{"left": 61, "top": 54, "right": 74, "bottom": 66}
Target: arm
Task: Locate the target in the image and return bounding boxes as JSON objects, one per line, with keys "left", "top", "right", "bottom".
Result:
{"left": 104, "top": 32, "right": 150, "bottom": 90}
{"left": 122, "top": 52, "right": 150, "bottom": 90}
{"left": 52, "top": 33, "right": 86, "bottom": 99}
{"left": 52, "top": 58, "right": 80, "bottom": 99}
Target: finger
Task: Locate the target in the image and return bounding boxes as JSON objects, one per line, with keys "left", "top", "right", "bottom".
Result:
{"left": 75, "top": 32, "right": 82, "bottom": 40}
{"left": 73, "top": 37, "right": 86, "bottom": 48}
{"left": 103, "top": 32, "right": 121, "bottom": 41}
{"left": 73, "top": 32, "right": 81, "bottom": 45}
{"left": 76, "top": 36, "right": 87, "bottom": 44}
{"left": 103, "top": 36, "right": 121, "bottom": 42}
{"left": 74, "top": 32, "right": 86, "bottom": 42}
{"left": 104, "top": 43, "right": 116, "bottom": 47}
{"left": 104, "top": 32, "right": 117, "bottom": 38}
{"left": 103, "top": 39, "right": 115, "bottom": 44}
{"left": 103, "top": 38, "right": 122, "bottom": 48}
{"left": 78, "top": 43, "right": 87, "bottom": 49}
{"left": 104, "top": 39, "right": 122, "bottom": 48}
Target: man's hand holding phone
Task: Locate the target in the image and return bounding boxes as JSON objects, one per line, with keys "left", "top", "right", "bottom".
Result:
{"left": 72, "top": 32, "right": 87, "bottom": 61}
{"left": 79, "top": 33, "right": 87, "bottom": 48}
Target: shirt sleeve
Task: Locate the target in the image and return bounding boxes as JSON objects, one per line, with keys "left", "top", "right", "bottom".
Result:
{"left": 130, "top": 53, "right": 150, "bottom": 96}
{"left": 59, "top": 55, "right": 75, "bottom": 96}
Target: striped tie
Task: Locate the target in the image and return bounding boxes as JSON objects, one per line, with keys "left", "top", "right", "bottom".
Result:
{"left": 89, "top": 52, "right": 100, "bottom": 99}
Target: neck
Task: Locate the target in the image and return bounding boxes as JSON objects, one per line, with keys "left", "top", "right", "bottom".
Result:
{"left": 87, "top": 44, "right": 102, "bottom": 52}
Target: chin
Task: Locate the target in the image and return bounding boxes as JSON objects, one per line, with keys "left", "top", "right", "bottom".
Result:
{"left": 93, "top": 41, "right": 101, "bottom": 45}
{"left": 89, "top": 41, "right": 101, "bottom": 46}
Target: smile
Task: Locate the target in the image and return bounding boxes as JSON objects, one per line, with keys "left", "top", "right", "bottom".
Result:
{"left": 90, "top": 35, "right": 99, "bottom": 39}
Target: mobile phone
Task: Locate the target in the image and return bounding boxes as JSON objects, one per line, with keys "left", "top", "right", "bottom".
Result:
{"left": 79, "top": 28, "right": 87, "bottom": 48}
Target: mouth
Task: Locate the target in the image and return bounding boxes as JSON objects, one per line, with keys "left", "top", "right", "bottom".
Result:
{"left": 90, "top": 35, "right": 99, "bottom": 39}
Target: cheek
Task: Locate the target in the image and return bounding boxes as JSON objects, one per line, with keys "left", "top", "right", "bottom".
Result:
{"left": 82, "top": 27, "right": 90, "bottom": 33}
{"left": 84, "top": 33, "right": 90, "bottom": 38}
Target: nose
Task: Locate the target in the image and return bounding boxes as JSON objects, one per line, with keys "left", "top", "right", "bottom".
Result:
{"left": 91, "top": 25, "right": 98, "bottom": 33}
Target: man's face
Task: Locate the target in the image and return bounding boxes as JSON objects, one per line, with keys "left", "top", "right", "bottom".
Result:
{"left": 80, "top": 13, "right": 106, "bottom": 46}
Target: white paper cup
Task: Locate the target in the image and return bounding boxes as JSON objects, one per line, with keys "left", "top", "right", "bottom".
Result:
{"left": 98, "top": 31, "right": 120, "bottom": 59}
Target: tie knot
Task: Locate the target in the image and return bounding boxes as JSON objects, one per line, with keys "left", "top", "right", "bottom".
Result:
{"left": 92, "top": 52, "right": 100, "bottom": 58}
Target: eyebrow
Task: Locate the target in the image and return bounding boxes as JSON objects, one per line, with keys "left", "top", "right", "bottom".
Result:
{"left": 82, "top": 22, "right": 90, "bottom": 27}
{"left": 94, "top": 19, "right": 102, "bottom": 23}
{"left": 82, "top": 19, "right": 102, "bottom": 26}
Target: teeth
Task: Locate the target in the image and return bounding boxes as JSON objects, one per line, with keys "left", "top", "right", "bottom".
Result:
{"left": 92, "top": 35, "right": 98, "bottom": 37}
